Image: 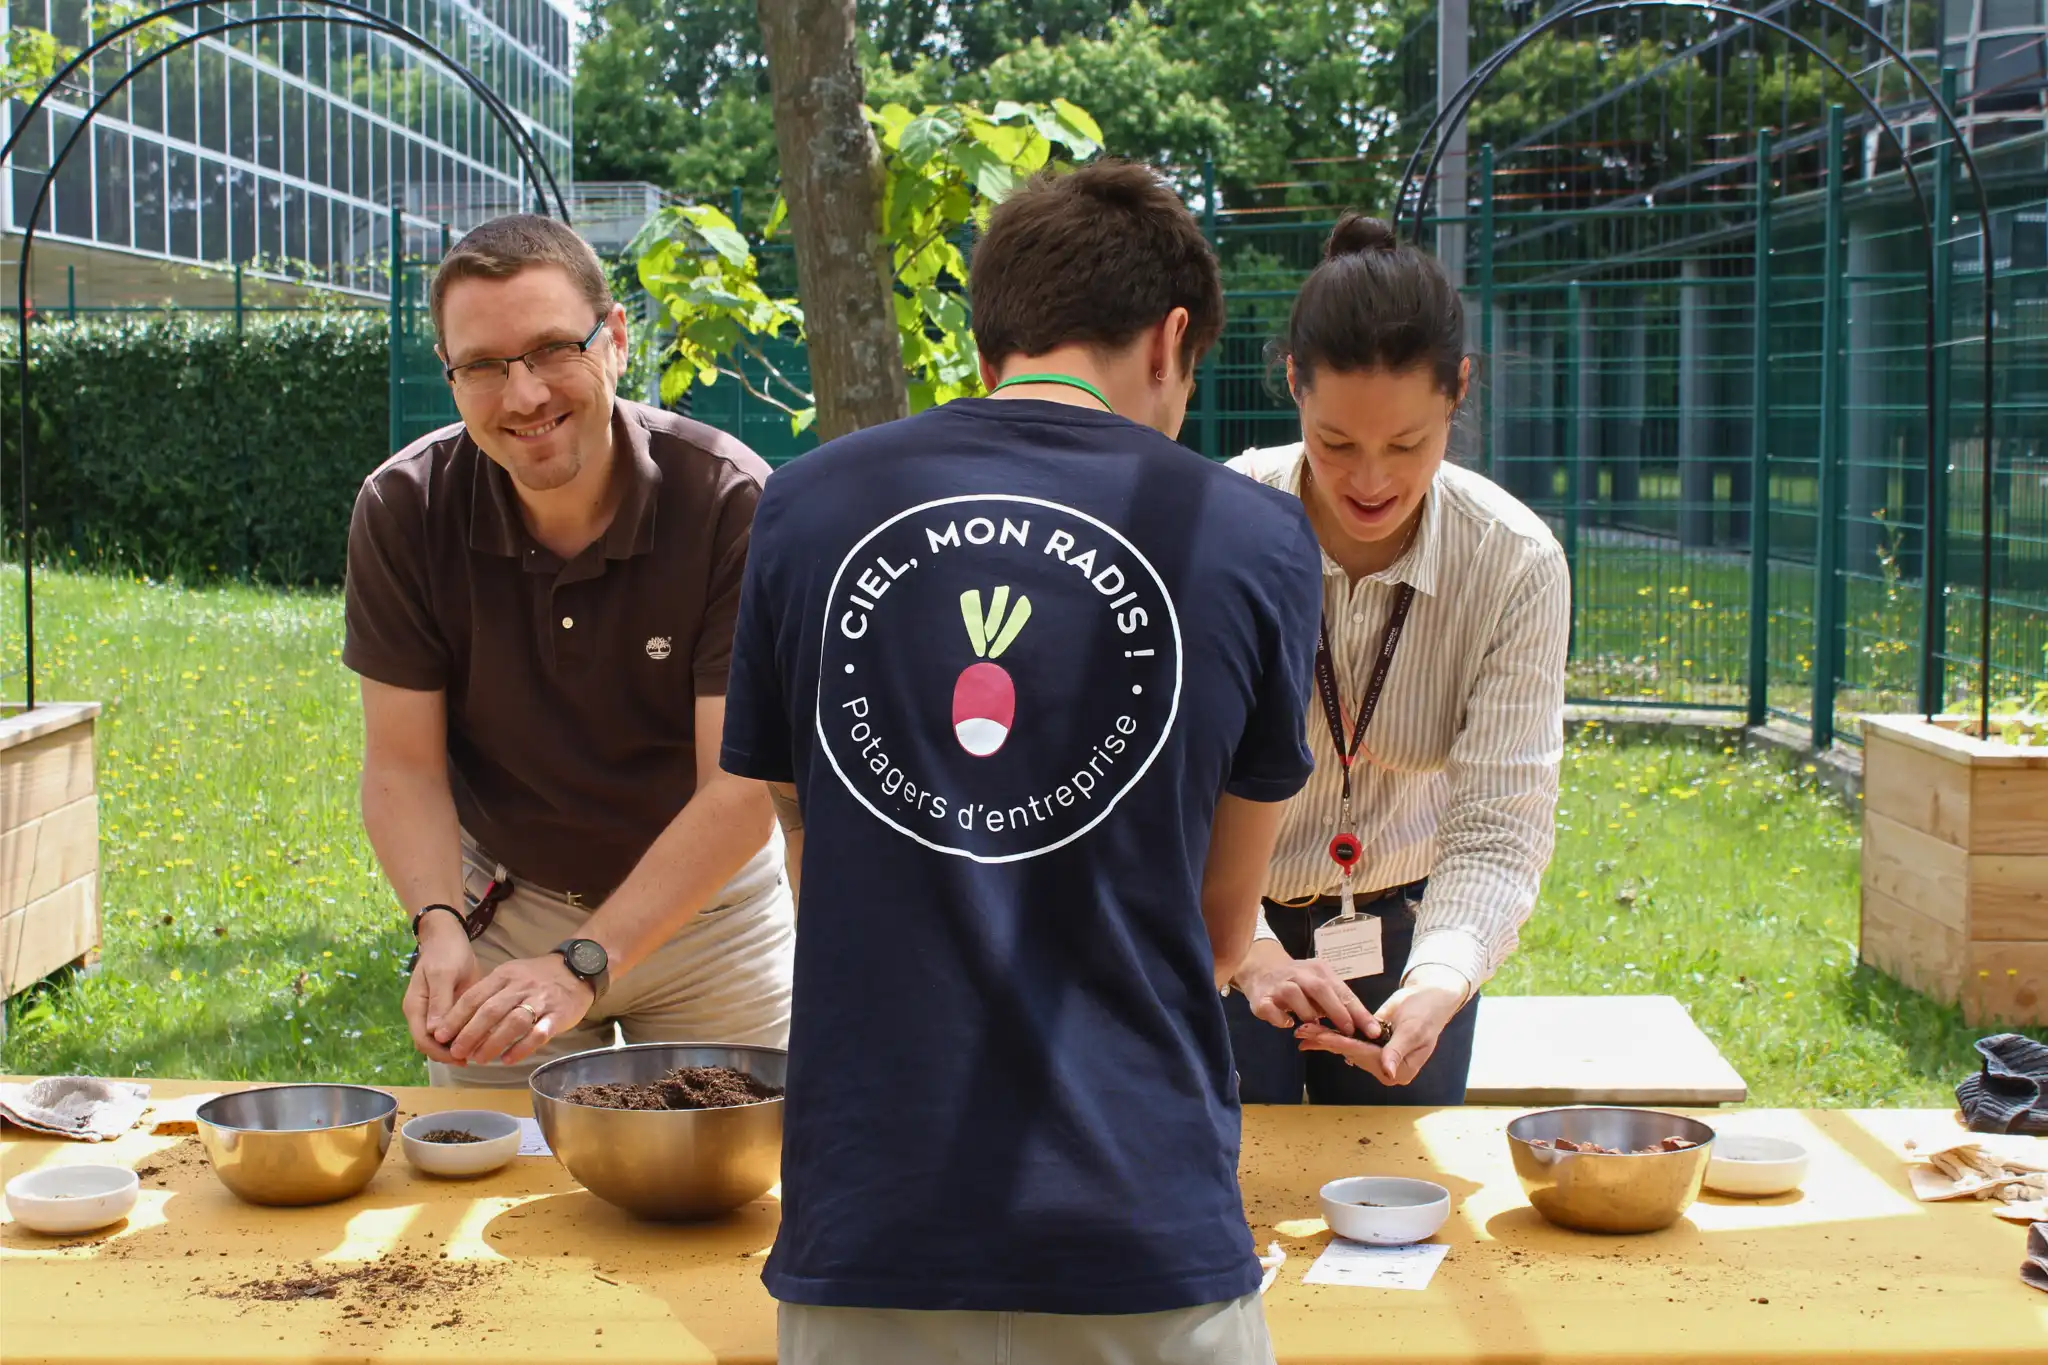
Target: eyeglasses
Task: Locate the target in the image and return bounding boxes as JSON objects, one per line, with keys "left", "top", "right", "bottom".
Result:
{"left": 444, "top": 319, "right": 607, "bottom": 394}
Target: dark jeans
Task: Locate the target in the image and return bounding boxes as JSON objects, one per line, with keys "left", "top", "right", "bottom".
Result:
{"left": 1225, "top": 883, "right": 1480, "bottom": 1106}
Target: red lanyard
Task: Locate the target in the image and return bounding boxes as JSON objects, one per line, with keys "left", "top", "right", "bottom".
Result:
{"left": 1312, "top": 582, "right": 1416, "bottom": 815}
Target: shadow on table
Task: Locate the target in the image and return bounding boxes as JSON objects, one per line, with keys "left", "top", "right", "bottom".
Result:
{"left": 480, "top": 1190, "right": 780, "bottom": 1353}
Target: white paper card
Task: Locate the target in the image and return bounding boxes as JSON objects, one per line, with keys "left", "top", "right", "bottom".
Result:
{"left": 515, "top": 1117, "right": 553, "bottom": 1157}
{"left": 1302, "top": 1238, "right": 1448, "bottom": 1291}
{"left": 1313, "top": 914, "right": 1384, "bottom": 980}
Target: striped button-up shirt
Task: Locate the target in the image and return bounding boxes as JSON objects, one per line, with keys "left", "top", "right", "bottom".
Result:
{"left": 1226, "top": 444, "right": 1572, "bottom": 992}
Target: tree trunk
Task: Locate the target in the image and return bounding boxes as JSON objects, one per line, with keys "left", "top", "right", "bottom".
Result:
{"left": 755, "top": 0, "right": 907, "bottom": 440}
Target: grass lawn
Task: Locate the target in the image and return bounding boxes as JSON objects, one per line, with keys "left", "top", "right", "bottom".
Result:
{"left": 3, "top": 566, "right": 2041, "bottom": 1105}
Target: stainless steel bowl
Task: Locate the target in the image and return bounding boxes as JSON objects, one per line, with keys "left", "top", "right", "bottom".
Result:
{"left": 195, "top": 1085, "right": 398, "bottom": 1207}
{"left": 530, "top": 1043, "right": 785, "bottom": 1222}
{"left": 1506, "top": 1107, "right": 1716, "bottom": 1233}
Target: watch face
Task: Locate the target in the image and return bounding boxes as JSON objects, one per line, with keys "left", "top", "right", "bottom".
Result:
{"left": 566, "top": 940, "right": 607, "bottom": 976}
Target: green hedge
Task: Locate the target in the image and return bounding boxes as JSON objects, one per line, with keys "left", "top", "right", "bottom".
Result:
{"left": 1, "top": 312, "right": 391, "bottom": 585}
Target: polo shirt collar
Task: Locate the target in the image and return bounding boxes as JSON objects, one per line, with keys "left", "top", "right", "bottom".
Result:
{"left": 1283, "top": 445, "right": 1443, "bottom": 597}
{"left": 467, "top": 403, "right": 662, "bottom": 560}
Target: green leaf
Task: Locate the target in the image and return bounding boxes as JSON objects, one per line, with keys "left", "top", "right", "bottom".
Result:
{"left": 966, "top": 119, "right": 1031, "bottom": 163}
{"left": 955, "top": 143, "right": 1018, "bottom": 203}
{"left": 679, "top": 205, "right": 751, "bottom": 267}
{"left": 991, "top": 100, "right": 1032, "bottom": 123}
{"left": 792, "top": 407, "right": 818, "bottom": 434}
{"left": 764, "top": 196, "right": 789, "bottom": 238}
{"left": 899, "top": 111, "right": 961, "bottom": 169}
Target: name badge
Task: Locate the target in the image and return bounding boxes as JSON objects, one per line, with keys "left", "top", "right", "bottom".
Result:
{"left": 1313, "top": 913, "right": 1385, "bottom": 981}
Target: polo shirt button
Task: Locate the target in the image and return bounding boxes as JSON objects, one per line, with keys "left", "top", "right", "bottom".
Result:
{"left": 561, "top": 616, "right": 574, "bottom": 629}
{"left": 1323, "top": 815, "right": 1334, "bottom": 827}
{"left": 1351, "top": 612, "right": 1364, "bottom": 624}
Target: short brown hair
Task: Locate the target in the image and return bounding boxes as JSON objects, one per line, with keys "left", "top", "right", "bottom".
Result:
{"left": 429, "top": 214, "right": 613, "bottom": 336}
{"left": 970, "top": 160, "right": 1222, "bottom": 372}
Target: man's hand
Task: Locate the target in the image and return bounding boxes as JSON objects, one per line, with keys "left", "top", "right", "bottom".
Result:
{"left": 401, "top": 915, "right": 480, "bottom": 1065}
{"left": 434, "top": 954, "right": 596, "bottom": 1068}
{"left": 1232, "top": 939, "right": 1380, "bottom": 1038}
{"left": 1294, "top": 964, "right": 1471, "bottom": 1085}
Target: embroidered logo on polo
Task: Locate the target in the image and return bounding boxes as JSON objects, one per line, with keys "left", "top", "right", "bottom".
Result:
{"left": 645, "top": 636, "right": 673, "bottom": 660}
{"left": 817, "top": 494, "right": 1182, "bottom": 863}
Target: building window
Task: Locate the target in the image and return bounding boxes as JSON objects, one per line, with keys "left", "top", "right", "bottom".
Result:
{"left": 135, "top": 139, "right": 166, "bottom": 253}
{"left": 170, "top": 149, "right": 199, "bottom": 258}
{"left": 200, "top": 155, "right": 227, "bottom": 261}
{"left": 93, "top": 125, "right": 130, "bottom": 246}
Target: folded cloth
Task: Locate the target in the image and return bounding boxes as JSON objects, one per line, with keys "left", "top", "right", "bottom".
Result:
{"left": 1957, "top": 1034, "right": 2048, "bottom": 1136}
{"left": 2025, "top": 1224, "right": 2048, "bottom": 1295}
{"left": 0, "top": 1076, "right": 150, "bottom": 1141}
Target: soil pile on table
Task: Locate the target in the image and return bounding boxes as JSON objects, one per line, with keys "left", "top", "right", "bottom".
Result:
{"left": 217, "top": 1250, "right": 500, "bottom": 1322}
{"left": 564, "top": 1065, "right": 781, "bottom": 1111}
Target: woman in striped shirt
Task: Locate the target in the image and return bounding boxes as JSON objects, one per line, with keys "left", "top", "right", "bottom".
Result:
{"left": 1222, "top": 215, "right": 1571, "bottom": 1105}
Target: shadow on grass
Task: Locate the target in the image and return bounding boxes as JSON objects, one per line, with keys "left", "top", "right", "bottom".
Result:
{"left": 1829, "top": 962, "right": 2048, "bottom": 1088}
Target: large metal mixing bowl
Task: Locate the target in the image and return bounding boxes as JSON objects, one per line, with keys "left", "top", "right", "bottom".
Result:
{"left": 1506, "top": 1107, "right": 1716, "bottom": 1233}
{"left": 195, "top": 1085, "right": 397, "bottom": 1207}
{"left": 529, "top": 1043, "right": 785, "bottom": 1221}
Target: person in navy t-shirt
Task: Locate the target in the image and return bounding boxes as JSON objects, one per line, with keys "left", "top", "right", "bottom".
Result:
{"left": 720, "top": 161, "right": 1324, "bottom": 1365}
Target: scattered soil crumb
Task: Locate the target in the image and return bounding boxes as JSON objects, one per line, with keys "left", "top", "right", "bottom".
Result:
{"left": 217, "top": 1250, "right": 502, "bottom": 1328}
{"left": 564, "top": 1065, "right": 782, "bottom": 1111}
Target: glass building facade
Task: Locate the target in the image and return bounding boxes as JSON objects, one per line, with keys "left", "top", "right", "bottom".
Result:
{"left": 2, "top": 0, "right": 572, "bottom": 300}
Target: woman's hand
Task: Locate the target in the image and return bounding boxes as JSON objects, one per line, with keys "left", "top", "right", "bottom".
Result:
{"left": 1232, "top": 940, "right": 1381, "bottom": 1038}
{"left": 1295, "top": 964, "right": 1471, "bottom": 1085}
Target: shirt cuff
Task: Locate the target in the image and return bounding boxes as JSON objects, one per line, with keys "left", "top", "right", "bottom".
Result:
{"left": 1251, "top": 904, "right": 1279, "bottom": 944}
{"left": 1402, "top": 927, "right": 1488, "bottom": 999}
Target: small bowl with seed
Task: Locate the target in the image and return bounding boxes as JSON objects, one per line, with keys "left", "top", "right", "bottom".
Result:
{"left": 1317, "top": 1176, "right": 1451, "bottom": 1246}
{"left": 400, "top": 1111, "right": 521, "bottom": 1178}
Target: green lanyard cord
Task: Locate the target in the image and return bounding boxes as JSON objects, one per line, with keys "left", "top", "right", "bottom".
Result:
{"left": 989, "top": 373, "right": 1113, "bottom": 412}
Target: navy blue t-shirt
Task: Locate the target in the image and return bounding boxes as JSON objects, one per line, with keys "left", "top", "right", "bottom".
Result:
{"left": 721, "top": 397, "right": 1322, "bottom": 1314}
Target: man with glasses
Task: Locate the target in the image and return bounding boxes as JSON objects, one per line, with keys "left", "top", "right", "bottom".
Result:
{"left": 344, "top": 214, "right": 794, "bottom": 1085}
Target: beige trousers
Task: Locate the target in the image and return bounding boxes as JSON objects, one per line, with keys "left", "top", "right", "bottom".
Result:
{"left": 776, "top": 1293, "right": 1275, "bottom": 1365}
{"left": 426, "top": 833, "right": 794, "bottom": 1088}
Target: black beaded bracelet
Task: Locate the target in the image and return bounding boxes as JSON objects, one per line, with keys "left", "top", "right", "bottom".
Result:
{"left": 409, "top": 903, "right": 468, "bottom": 939}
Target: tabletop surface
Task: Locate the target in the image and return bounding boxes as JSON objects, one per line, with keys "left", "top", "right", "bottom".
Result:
{"left": 4, "top": 1078, "right": 2044, "bottom": 1364}
{"left": 1465, "top": 994, "right": 1750, "bottom": 1107}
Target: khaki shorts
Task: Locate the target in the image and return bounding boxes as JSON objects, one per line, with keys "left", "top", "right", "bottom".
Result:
{"left": 426, "top": 833, "right": 794, "bottom": 1088}
{"left": 776, "top": 1293, "right": 1275, "bottom": 1365}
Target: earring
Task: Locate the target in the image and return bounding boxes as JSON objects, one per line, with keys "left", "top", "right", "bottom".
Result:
{"left": 1154, "top": 369, "right": 1165, "bottom": 382}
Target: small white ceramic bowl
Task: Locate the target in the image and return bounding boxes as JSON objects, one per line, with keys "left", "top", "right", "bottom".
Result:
{"left": 400, "top": 1111, "right": 521, "bottom": 1178}
{"left": 5, "top": 1164, "right": 140, "bottom": 1235}
{"left": 1704, "top": 1134, "right": 1810, "bottom": 1197}
{"left": 1317, "top": 1176, "right": 1451, "bottom": 1246}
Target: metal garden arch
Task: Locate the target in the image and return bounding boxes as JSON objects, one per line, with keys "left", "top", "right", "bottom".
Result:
{"left": 5, "top": 0, "right": 571, "bottom": 708}
{"left": 1396, "top": 0, "right": 2003, "bottom": 735}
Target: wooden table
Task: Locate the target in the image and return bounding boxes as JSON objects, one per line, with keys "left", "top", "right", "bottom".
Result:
{"left": 1466, "top": 995, "right": 1750, "bottom": 1106}
{"left": 4, "top": 1079, "right": 2043, "bottom": 1363}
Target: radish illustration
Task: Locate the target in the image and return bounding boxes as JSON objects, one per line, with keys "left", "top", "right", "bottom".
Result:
{"left": 953, "top": 586, "right": 1032, "bottom": 756}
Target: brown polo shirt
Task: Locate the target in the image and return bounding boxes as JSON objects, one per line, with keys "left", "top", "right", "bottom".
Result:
{"left": 343, "top": 399, "right": 769, "bottom": 896}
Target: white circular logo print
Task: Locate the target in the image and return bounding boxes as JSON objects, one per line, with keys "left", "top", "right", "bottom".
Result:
{"left": 816, "top": 494, "right": 1182, "bottom": 863}
{"left": 645, "top": 635, "right": 673, "bottom": 660}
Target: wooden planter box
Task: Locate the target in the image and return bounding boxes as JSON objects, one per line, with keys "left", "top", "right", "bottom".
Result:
{"left": 1, "top": 702, "right": 102, "bottom": 1027}
{"left": 1861, "top": 713, "right": 2048, "bottom": 1026}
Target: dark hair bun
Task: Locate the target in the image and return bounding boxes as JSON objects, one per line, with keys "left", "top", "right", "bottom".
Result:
{"left": 1324, "top": 213, "right": 1399, "bottom": 261}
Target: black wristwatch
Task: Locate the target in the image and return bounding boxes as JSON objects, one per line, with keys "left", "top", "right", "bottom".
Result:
{"left": 551, "top": 937, "right": 610, "bottom": 1003}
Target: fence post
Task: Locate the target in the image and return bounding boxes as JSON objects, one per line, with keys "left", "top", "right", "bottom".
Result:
{"left": 1563, "top": 280, "right": 1582, "bottom": 647}
{"left": 1923, "top": 67, "right": 1957, "bottom": 715}
{"left": 1747, "top": 129, "right": 1773, "bottom": 728}
{"left": 233, "top": 262, "right": 244, "bottom": 339}
{"left": 1200, "top": 157, "right": 1219, "bottom": 460}
{"left": 1811, "top": 105, "right": 1846, "bottom": 750}
{"left": 388, "top": 205, "right": 404, "bottom": 458}
{"left": 1479, "top": 143, "right": 1495, "bottom": 479}
{"left": 66, "top": 265, "right": 75, "bottom": 320}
